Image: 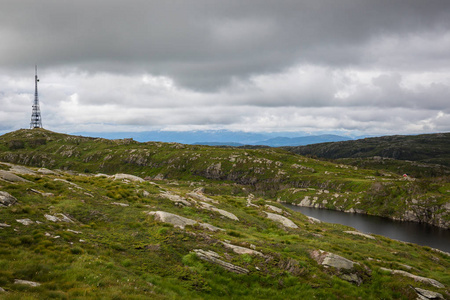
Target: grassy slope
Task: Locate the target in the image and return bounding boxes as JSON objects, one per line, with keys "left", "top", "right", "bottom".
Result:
{"left": 0, "top": 129, "right": 450, "bottom": 224}
{"left": 0, "top": 165, "right": 449, "bottom": 299}
{"left": 0, "top": 129, "right": 449, "bottom": 227}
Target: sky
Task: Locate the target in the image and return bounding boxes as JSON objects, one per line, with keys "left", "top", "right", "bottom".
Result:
{"left": 1, "top": 0, "right": 450, "bottom": 137}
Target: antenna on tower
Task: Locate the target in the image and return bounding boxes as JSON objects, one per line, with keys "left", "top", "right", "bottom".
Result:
{"left": 30, "top": 65, "right": 43, "bottom": 129}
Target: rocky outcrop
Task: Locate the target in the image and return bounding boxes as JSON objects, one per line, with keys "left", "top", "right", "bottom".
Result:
{"left": 14, "top": 279, "right": 41, "bottom": 287}
{"left": 397, "top": 200, "right": 450, "bottom": 229}
{"left": 112, "top": 173, "right": 145, "bottom": 183}
{"left": 199, "top": 202, "right": 239, "bottom": 221}
{"left": 193, "top": 249, "right": 249, "bottom": 274}
{"left": 186, "top": 191, "right": 218, "bottom": 204}
{"left": 344, "top": 231, "right": 375, "bottom": 240}
{"left": 265, "top": 204, "right": 283, "bottom": 214}
{"left": 44, "top": 213, "right": 75, "bottom": 223}
{"left": 414, "top": 287, "right": 444, "bottom": 300}
{"left": 148, "top": 211, "right": 223, "bottom": 232}
{"left": 0, "top": 191, "right": 17, "bottom": 207}
{"left": 159, "top": 192, "right": 191, "bottom": 206}
{"left": 265, "top": 212, "right": 298, "bottom": 228}
{"left": 310, "top": 250, "right": 364, "bottom": 285}
{"left": 16, "top": 218, "right": 34, "bottom": 226}
{"left": 0, "top": 170, "right": 30, "bottom": 183}
{"left": 379, "top": 267, "right": 444, "bottom": 288}
{"left": 221, "top": 241, "right": 264, "bottom": 256}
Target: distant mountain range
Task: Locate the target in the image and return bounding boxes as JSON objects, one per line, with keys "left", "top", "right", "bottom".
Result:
{"left": 72, "top": 130, "right": 357, "bottom": 146}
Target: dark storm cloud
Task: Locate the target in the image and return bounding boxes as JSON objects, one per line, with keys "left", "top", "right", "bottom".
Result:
{"left": 1, "top": 0, "right": 450, "bottom": 90}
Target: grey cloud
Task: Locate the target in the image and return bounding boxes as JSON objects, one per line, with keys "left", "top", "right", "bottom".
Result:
{"left": 1, "top": 0, "right": 450, "bottom": 90}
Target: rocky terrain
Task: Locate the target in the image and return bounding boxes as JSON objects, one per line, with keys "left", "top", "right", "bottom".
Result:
{"left": 0, "top": 160, "right": 448, "bottom": 299}
{"left": 0, "top": 129, "right": 448, "bottom": 229}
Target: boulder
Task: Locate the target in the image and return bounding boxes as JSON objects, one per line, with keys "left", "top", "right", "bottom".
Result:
{"left": 112, "top": 173, "right": 145, "bottom": 182}
{"left": 111, "top": 202, "right": 130, "bottom": 207}
{"left": 307, "top": 216, "right": 322, "bottom": 224}
{"left": 148, "top": 211, "right": 223, "bottom": 232}
{"left": 16, "top": 218, "right": 34, "bottom": 226}
{"left": 159, "top": 192, "right": 191, "bottom": 206}
{"left": 37, "top": 168, "right": 58, "bottom": 175}
{"left": 322, "top": 252, "right": 357, "bottom": 270}
{"left": 0, "top": 287, "right": 5, "bottom": 292}
{"left": 414, "top": 287, "right": 444, "bottom": 300}
{"left": 265, "top": 212, "right": 298, "bottom": 228}
{"left": 199, "top": 202, "right": 239, "bottom": 221}
{"left": 14, "top": 279, "right": 41, "bottom": 287}
{"left": 0, "top": 170, "right": 29, "bottom": 183}
{"left": 380, "top": 267, "right": 444, "bottom": 288}
{"left": 344, "top": 230, "right": 375, "bottom": 240}
{"left": 193, "top": 249, "right": 249, "bottom": 274}
{"left": 221, "top": 241, "right": 264, "bottom": 256}
{"left": 186, "top": 191, "right": 218, "bottom": 204}
{"left": 0, "top": 191, "right": 17, "bottom": 207}
{"left": 310, "top": 250, "right": 363, "bottom": 285}
{"left": 148, "top": 211, "right": 198, "bottom": 229}
{"left": 265, "top": 204, "right": 283, "bottom": 214}
{"left": 9, "top": 164, "right": 36, "bottom": 175}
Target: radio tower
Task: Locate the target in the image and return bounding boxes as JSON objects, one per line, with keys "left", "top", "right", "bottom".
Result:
{"left": 30, "top": 65, "right": 43, "bottom": 129}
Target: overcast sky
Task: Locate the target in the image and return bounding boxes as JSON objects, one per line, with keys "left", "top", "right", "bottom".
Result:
{"left": 1, "top": 0, "right": 450, "bottom": 136}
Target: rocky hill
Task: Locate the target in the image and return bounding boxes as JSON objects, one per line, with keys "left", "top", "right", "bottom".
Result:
{"left": 0, "top": 129, "right": 449, "bottom": 230}
{"left": 0, "top": 160, "right": 448, "bottom": 298}
{"left": 284, "top": 133, "right": 450, "bottom": 178}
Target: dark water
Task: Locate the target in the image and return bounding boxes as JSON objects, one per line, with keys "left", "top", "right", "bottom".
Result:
{"left": 284, "top": 204, "right": 450, "bottom": 253}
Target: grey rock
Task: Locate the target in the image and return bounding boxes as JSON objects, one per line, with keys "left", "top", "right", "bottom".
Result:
{"left": 0, "top": 191, "right": 17, "bottom": 207}
{"left": 344, "top": 230, "right": 375, "bottom": 240}
{"left": 112, "top": 173, "right": 145, "bottom": 182}
{"left": 380, "top": 267, "right": 444, "bottom": 288}
{"left": 37, "top": 168, "right": 58, "bottom": 175}
{"left": 16, "top": 218, "right": 34, "bottom": 226}
{"left": 160, "top": 192, "right": 191, "bottom": 206}
{"left": 414, "top": 287, "right": 444, "bottom": 299}
{"left": 0, "top": 287, "right": 5, "bottom": 292}
{"left": 29, "top": 188, "right": 54, "bottom": 197}
{"left": 265, "top": 212, "right": 298, "bottom": 228}
{"left": 0, "top": 223, "right": 11, "bottom": 228}
{"left": 221, "top": 241, "right": 264, "bottom": 256}
{"left": 187, "top": 191, "right": 218, "bottom": 204}
{"left": 111, "top": 202, "right": 130, "bottom": 207}
{"left": 199, "top": 202, "right": 239, "bottom": 221}
{"left": 0, "top": 170, "right": 30, "bottom": 183}
{"left": 322, "top": 252, "right": 357, "bottom": 270}
{"left": 307, "top": 216, "right": 321, "bottom": 224}
{"left": 265, "top": 204, "right": 283, "bottom": 214}
{"left": 14, "top": 279, "right": 41, "bottom": 287}
{"left": 194, "top": 249, "right": 249, "bottom": 274}
{"left": 148, "top": 211, "right": 223, "bottom": 232}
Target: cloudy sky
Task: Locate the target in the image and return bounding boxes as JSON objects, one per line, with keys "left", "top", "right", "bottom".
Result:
{"left": 1, "top": 0, "right": 450, "bottom": 136}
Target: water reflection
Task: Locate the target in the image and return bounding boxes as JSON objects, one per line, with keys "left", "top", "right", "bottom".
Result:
{"left": 284, "top": 204, "right": 450, "bottom": 253}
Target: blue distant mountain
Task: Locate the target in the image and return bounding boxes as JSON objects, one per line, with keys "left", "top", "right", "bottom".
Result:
{"left": 73, "top": 130, "right": 355, "bottom": 147}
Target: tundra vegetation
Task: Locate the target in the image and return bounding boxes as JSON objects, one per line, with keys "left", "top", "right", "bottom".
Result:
{"left": 0, "top": 129, "right": 448, "bottom": 299}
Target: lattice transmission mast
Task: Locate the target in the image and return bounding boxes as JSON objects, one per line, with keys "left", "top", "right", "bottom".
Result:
{"left": 30, "top": 65, "right": 43, "bottom": 129}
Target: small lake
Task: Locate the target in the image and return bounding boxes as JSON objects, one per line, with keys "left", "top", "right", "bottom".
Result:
{"left": 284, "top": 204, "right": 450, "bottom": 253}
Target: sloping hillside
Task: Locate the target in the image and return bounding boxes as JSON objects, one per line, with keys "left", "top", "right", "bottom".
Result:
{"left": 284, "top": 133, "right": 450, "bottom": 177}
{"left": 0, "top": 161, "right": 448, "bottom": 299}
{"left": 0, "top": 129, "right": 449, "bottom": 228}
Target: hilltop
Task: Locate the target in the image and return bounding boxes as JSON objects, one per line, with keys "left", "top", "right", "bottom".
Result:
{"left": 0, "top": 157, "right": 449, "bottom": 298}
{"left": 284, "top": 133, "right": 450, "bottom": 178}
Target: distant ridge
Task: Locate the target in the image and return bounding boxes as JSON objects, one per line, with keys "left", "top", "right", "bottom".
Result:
{"left": 73, "top": 130, "right": 354, "bottom": 147}
{"left": 284, "top": 132, "right": 450, "bottom": 167}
